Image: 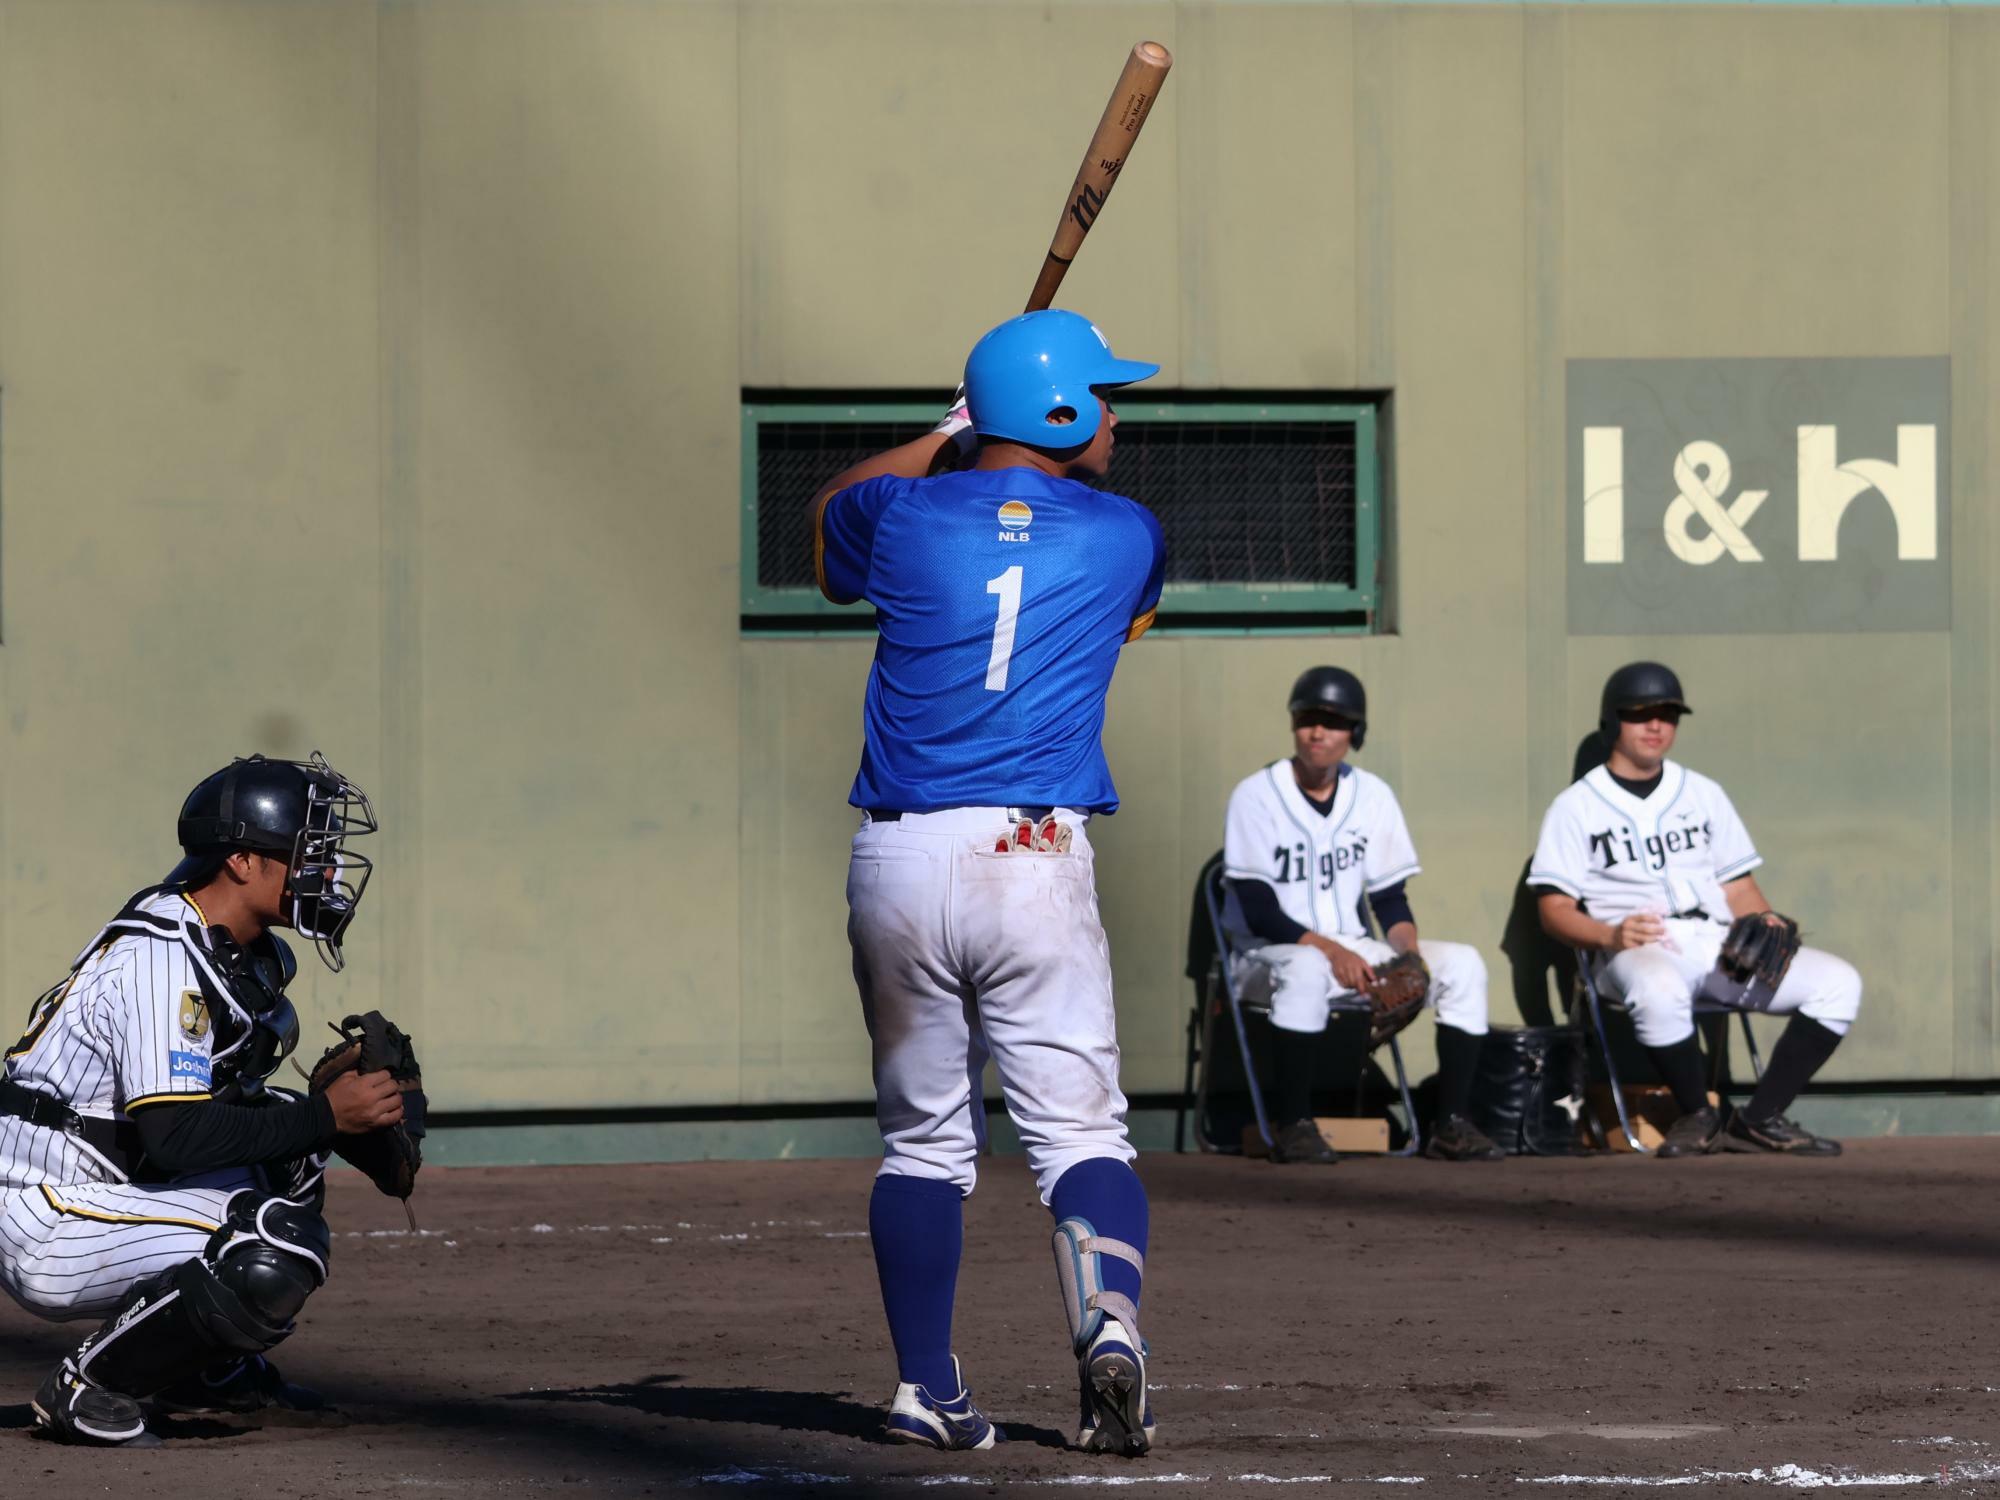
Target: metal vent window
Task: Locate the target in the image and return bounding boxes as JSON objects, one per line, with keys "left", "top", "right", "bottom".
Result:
{"left": 742, "top": 399, "right": 1382, "bottom": 630}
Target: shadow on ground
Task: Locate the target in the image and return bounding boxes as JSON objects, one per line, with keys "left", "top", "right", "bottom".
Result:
{"left": 509, "top": 1372, "right": 1070, "bottom": 1450}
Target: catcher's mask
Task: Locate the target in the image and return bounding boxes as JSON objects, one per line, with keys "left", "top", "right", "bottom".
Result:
{"left": 167, "top": 752, "right": 378, "bottom": 973}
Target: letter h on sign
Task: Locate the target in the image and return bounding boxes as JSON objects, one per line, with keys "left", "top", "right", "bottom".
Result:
{"left": 1582, "top": 424, "right": 1938, "bottom": 565}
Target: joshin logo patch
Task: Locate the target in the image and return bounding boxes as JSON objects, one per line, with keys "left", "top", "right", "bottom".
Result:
{"left": 168, "top": 1050, "right": 212, "bottom": 1085}
{"left": 178, "top": 989, "right": 209, "bottom": 1042}
{"left": 998, "top": 500, "right": 1033, "bottom": 542}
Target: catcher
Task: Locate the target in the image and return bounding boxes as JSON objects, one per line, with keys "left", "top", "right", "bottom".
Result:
{"left": 1222, "top": 668, "right": 1500, "bottom": 1164}
{"left": 0, "top": 754, "right": 424, "bottom": 1446}
{"left": 1530, "top": 662, "right": 1860, "bottom": 1157}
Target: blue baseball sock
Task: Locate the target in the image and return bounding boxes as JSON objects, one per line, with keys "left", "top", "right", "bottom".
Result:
{"left": 869, "top": 1174, "right": 964, "bottom": 1396}
{"left": 1050, "top": 1156, "right": 1149, "bottom": 1336}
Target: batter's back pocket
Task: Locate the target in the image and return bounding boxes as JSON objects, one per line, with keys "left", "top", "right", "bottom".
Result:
{"left": 1467, "top": 1025, "right": 1591, "bottom": 1156}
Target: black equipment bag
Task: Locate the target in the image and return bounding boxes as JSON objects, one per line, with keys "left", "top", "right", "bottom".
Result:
{"left": 1467, "top": 1025, "right": 1591, "bottom": 1156}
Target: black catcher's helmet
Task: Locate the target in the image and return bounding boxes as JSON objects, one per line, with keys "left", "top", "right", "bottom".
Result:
{"left": 1287, "top": 666, "right": 1368, "bottom": 750}
{"left": 1599, "top": 661, "right": 1693, "bottom": 744}
{"left": 166, "top": 752, "right": 378, "bottom": 972}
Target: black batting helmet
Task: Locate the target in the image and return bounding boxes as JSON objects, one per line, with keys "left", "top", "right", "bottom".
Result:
{"left": 1599, "top": 661, "right": 1692, "bottom": 743}
{"left": 1287, "top": 666, "right": 1368, "bottom": 750}
{"left": 166, "top": 752, "right": 378, "bottom": 972}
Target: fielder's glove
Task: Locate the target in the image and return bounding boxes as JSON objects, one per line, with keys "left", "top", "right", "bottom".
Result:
{"left": 307, "top": 1011, "right": 426, "bottom": 1204}
{"left": 1368, "top": 951, "right": 1431, "bottom": 1050}
{"left": 1718, "top": 911, "right": 1801, "bottom": 994}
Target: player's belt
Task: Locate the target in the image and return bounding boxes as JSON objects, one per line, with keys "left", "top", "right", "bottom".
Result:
{"left": 867, "top": 806, "right": 1056, "bottom": 824}
{"left": 0, "top": 1079, "right": 136, "bottom": 1168}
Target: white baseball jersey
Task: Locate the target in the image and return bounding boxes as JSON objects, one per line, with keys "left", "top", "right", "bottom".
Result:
{"left": 1222, "top": 761, "right": 1420, "bottom": 943}
{"left": 0, "top": 889, "right": 247, "bottom": 1189}
{"left": 1529, "top": 760, "right": 1761, "bottom": 925}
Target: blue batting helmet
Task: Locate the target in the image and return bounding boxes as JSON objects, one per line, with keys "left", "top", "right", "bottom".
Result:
{"left": 962, "top": 310, "right": 1158, "bottom": 449}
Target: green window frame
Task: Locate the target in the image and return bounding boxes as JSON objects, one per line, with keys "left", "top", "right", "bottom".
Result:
{"left": 742, "top": 397, "right": 1384, "bottom": 631}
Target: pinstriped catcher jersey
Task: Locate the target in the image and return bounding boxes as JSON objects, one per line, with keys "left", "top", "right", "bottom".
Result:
{"left": 1221, "top": 762, "right": 1421, "bottom": 943}
{"left": 0, "top": 889, "right": 251, "bottom": 1188}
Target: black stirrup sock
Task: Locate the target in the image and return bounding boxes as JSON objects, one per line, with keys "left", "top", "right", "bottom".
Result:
{"left": 1271, "top": 1028, "right": 1319, "bottom": 1124}
{"left": 1647, "top": 1036, "right": 1711, "bottom": 1115}
{"left": 1743, "top": 1016, "right": 1843, "bottom": 1123}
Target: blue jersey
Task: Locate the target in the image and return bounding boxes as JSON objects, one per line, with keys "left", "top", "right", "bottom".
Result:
{"left": 816, "top": 466, "right": 1165, "bottom": 813}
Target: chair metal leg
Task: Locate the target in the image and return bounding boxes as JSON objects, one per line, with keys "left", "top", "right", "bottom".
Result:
{"left": 1738, "top": 1012, "right": 1764, "bottom": 1083}
{"left": 1385, "top": 1035, "right": 1421, "bottom": 1157}
{"left": 1176, "top": 984, "right": 1203, "bottom": 1155}
{"left": 1224, "top": 986, "right": 1275, "bottom": 1151}
{"left": 1583, "top": 978, "right": 1651, "bottom": 1155}
{"left": 1191, "top": 982, "right": 1225, "bottom": 1153}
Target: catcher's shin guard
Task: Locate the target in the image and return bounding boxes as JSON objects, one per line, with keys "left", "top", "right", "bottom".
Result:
{"left": 70, "top": 1194, "right": 328, "bottom": 1399}
{"left": 1051, "top": 1217, "right": 1142, "bottom": 1355}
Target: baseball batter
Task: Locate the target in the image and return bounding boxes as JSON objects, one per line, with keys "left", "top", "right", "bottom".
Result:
{"left": 1223, "top": 667, "right": 1500, "bottom": 1164}
{"left": 811, "top": 309, "right": 1161, "bottom": 1457}
{"left": 0, "top": 754, "right": 408, "bottom": 1445}
{"left": 1531, "top": 662, "right": 1859, "bottom": 1157}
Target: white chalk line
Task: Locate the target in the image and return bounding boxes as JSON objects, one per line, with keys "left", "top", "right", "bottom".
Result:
{"left": 694, "top": 1473, "right": 1421, "bottom": 1489}
{"left": 690, "top": 1459, "right": 2000, "bottom": 1490}
{"left": 340, "top": 1218, "right": 869, "bottom": 1249}
{"left": 1522, "top": 1460, "right": 2000, "bottom": 1487}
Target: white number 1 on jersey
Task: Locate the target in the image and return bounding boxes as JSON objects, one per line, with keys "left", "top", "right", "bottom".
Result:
{"left": 985, "top": 565, "right": 1023, "bottom": 692}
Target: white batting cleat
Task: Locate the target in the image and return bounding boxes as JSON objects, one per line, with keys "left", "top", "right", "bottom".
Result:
{"left": 884, "top": 1355, "right": 1005, "bottom": 1450}
{"left": 1075, "top": 1318, "right": 1155, "bottom": 1456}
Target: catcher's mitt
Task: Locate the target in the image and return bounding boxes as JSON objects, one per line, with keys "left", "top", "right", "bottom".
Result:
{"left": 1368, "top": 951, "right": 1431, "bottom": 1049}
{"left": 1717, "top": 911, "right": 1801, "bottom": 1005}
{"left": 307, "top": 1011, "right": 425, "bottom": 1204}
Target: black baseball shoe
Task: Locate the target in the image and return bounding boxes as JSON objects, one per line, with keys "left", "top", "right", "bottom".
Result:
{"left": 1655, "top": 1104, "right": 1722, "bottom": 1158}
{"left": 1720, "top": 1111, "right": 1843, "bottom": 1157}
{"left": 1425, "top": 1115, "right": 1505, "bottom": 1162}
{"left": 153, "top": 1355, "right": 325, "bottom": 1415}
{"left": 32, "top": 1359, "right": 157, "bottom": 1447}
{"left": 1268, "top": 1118, "right": 1338, "bottom": 1165}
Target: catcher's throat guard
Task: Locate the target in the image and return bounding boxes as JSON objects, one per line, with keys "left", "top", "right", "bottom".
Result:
{"left": 284, "top": 760, "right": 376, "bottom": 973}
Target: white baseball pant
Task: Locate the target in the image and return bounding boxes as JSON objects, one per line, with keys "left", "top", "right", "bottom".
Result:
{"left": 1232, "top": 937, "right": 1491, "bottom": 1037}
{"left": 846, "top": 808, "right": 1136, "bottom": 1203}
{"left": 1593, "top": 918, "right": 1862, "bottom": 1048}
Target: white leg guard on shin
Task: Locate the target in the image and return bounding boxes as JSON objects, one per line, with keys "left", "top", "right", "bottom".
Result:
{"left": 1051, "top": 1217, "right": 1143, "bottom": 1355}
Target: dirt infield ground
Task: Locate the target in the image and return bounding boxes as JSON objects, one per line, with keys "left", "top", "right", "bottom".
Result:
{"left": 3, "top": 1138, "right": 1996, "bottom": 1497}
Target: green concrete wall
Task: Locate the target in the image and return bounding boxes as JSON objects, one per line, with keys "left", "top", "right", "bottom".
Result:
{"left": 0, "top": 1, "right": 1989, "bottom": 1117}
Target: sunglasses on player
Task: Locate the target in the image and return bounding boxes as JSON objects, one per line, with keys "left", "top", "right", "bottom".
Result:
{"left": 1616, "top": 705, "right": 1685, "bottom": 726}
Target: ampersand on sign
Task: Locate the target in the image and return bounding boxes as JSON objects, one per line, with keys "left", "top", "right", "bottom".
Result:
{"left": 1664, "top": 440, "right": 1768, "bottom": 564}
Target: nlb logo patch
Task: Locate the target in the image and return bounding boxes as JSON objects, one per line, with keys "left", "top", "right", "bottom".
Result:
{"left": 997, "top": 500, "right": 1033, "bottom": 543}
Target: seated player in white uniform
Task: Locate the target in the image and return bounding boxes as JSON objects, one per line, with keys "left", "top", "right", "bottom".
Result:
{"left": 1530, "top": 662, "right": 1860, "bottom": 1157}
{"left": 1222, "top": 667, "right": 1500, "bottom": 1164}
{"left": 0, "top": 755, "right": 411, "bottom": 1446}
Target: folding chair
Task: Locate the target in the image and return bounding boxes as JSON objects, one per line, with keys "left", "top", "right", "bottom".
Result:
{"left": 1570, "top": 945, "right": 1766, "bottom": 1155}
{"left": 1180, "top": 851, "right": 1421, "bottom": 1157}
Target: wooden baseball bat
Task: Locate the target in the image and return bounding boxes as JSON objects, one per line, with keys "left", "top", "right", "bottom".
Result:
{"left": 1023, "top": 40, "right": 1173, "bottom": 314}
